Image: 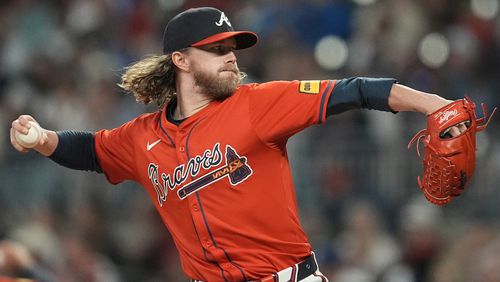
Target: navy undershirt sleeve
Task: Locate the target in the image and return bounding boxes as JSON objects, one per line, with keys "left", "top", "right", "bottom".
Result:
{"left": 326, "top": 77, "right": 397, "bottom": 116}
{"left": 48, "top": 130, "right": 102, "bottom": 173}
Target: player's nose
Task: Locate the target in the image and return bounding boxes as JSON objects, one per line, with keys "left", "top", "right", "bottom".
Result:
{"left": 225, "top": 51, "right": 237, "bottom": 64}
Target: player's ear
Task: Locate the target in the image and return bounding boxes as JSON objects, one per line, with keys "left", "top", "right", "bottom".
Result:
{"left": 171, "top": 50, "right": 190, "bottom": 71}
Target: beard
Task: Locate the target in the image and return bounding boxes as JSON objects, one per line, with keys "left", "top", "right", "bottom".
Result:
{"left": 193, "top": 65, "right": 241, "bottom": 101}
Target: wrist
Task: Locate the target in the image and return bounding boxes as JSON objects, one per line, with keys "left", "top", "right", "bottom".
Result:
{"left": 34, "top": 130, "right": 58, "bottom": 157}
{"left": 421, "top": 94, "right": 453, "bottom": 115}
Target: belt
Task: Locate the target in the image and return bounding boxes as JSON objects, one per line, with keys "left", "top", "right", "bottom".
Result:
{"left": 259, "top": 253, "right": 318, "bottom": 282}
{"left": 191, "top": 253, "right": 319, "bottom": 282}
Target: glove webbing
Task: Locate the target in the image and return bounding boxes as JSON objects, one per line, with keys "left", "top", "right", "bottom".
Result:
{"left": 419, "top": 152, "right": 462, "bottom": 205}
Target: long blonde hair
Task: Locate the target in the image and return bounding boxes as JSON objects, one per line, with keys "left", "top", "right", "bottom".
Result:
{"left": 118, "top": 54, "right": 176, "bottom": 107}
{"left": 119, "top": 52, "right": 249, "bottom": 107}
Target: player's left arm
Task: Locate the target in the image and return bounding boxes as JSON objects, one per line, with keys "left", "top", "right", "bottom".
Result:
{"left": 326, "top": 77, "right": 452, "bottom": 115}
{"left": 379, "top": 82, "right": 467, "bottom": 136}
{"left": 387, "top": 83, "right": 452, "bottom": 115}
{"left": 326, "top": 77, "right": 396, "bottom": 114}
{"left": 327, "top": 78, "right": 465, "bottom": 135}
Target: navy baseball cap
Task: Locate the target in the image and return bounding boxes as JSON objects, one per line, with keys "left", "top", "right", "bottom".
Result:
{"left": 162, "top": 7, "right": 259, "bottom": 54}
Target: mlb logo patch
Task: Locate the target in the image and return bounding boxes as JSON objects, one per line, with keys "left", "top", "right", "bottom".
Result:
{"left": 299, "top": 80, "right": 320, "bottom": 94}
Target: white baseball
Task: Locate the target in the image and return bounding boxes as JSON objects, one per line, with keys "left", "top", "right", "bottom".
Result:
{"left": 15, "top": 121, "right": 42, "bottom": 148}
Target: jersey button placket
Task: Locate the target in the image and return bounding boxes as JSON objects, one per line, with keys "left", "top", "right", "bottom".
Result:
{"left": 204, "top": 240, "right": 212, "bottom": 248}
{"left": 178, "top": 124, "right": 242, "bottom": 279}
{"left": 175, "top": 129, "right": 187, "bottom": 157}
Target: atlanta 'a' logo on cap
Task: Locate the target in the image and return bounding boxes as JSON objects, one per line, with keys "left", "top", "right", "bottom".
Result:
{"left": 215, "top": 12, "right": 232, "bottom": 27}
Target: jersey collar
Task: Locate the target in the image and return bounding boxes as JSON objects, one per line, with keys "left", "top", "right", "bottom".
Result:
{"left": 161, "top": 98, "right": 221, "bottom": 130}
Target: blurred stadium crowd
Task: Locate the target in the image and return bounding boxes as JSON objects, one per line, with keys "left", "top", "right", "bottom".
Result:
{"left": 1, "top": 0, "right": 500, "bottom": 281}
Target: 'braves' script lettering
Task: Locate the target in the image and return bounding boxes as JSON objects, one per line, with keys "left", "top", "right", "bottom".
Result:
{"left": 148, "top": 143, "right": 222, "bottom": 206}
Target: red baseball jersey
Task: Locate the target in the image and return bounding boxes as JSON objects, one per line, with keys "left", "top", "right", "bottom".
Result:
{"left": 94, "top": 80, "right": 335, "bottom": 281}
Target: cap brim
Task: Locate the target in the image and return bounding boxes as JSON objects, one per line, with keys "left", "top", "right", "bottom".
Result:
{"left": 191, "top": 31, "right": 258, "bottom": 50}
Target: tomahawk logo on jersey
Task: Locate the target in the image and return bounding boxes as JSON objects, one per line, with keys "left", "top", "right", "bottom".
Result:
{"left": 93, "top": 80, "right": 334, "bottom": 281}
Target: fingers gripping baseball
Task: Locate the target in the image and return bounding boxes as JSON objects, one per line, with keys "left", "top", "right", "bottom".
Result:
{"left": 10, "top": 115, "right": 48, "bottom": 152}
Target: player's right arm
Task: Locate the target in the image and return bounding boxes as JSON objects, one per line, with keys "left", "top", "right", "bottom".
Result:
{"left": 10, "top": 115, "right": 57, "bottom": 156}
{"left": 10, "top": 115, "right": 103, "bottom": 173}
{"left": 11, "top": 114, "right": 141, "bottom": 184}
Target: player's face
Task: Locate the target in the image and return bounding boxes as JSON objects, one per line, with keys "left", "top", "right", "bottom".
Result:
{"left": 188, "top": 38, "right": 240, "bottom": 101}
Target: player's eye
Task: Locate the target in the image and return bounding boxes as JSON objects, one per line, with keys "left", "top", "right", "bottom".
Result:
{"left": 200, "top": 45, "right": 236, "bottom": 56}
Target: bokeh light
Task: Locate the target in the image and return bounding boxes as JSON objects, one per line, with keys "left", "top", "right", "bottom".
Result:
{"left": 314, "top": 35, "right": 348, "bottom": 71}
{"left": 471, "top": 0, "right": 499, "bottom": 20}
{"left": 418, "top": 33, "right": 450, "bottom": 68}
{"left": 352, "top": 0, "right": 378, "bottom": 6}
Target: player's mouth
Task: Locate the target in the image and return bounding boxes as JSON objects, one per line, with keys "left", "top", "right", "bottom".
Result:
{"left": 219, "top": 66, "right": 239, "bottom": 75}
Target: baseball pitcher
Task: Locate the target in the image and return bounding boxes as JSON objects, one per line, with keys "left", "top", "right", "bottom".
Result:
{"left": 9, "top": 7, "right": 495, "bottom": 282}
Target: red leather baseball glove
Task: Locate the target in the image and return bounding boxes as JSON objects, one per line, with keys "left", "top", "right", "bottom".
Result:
{"left": 408, "top": 96, "right": 497, "bottom": 205}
